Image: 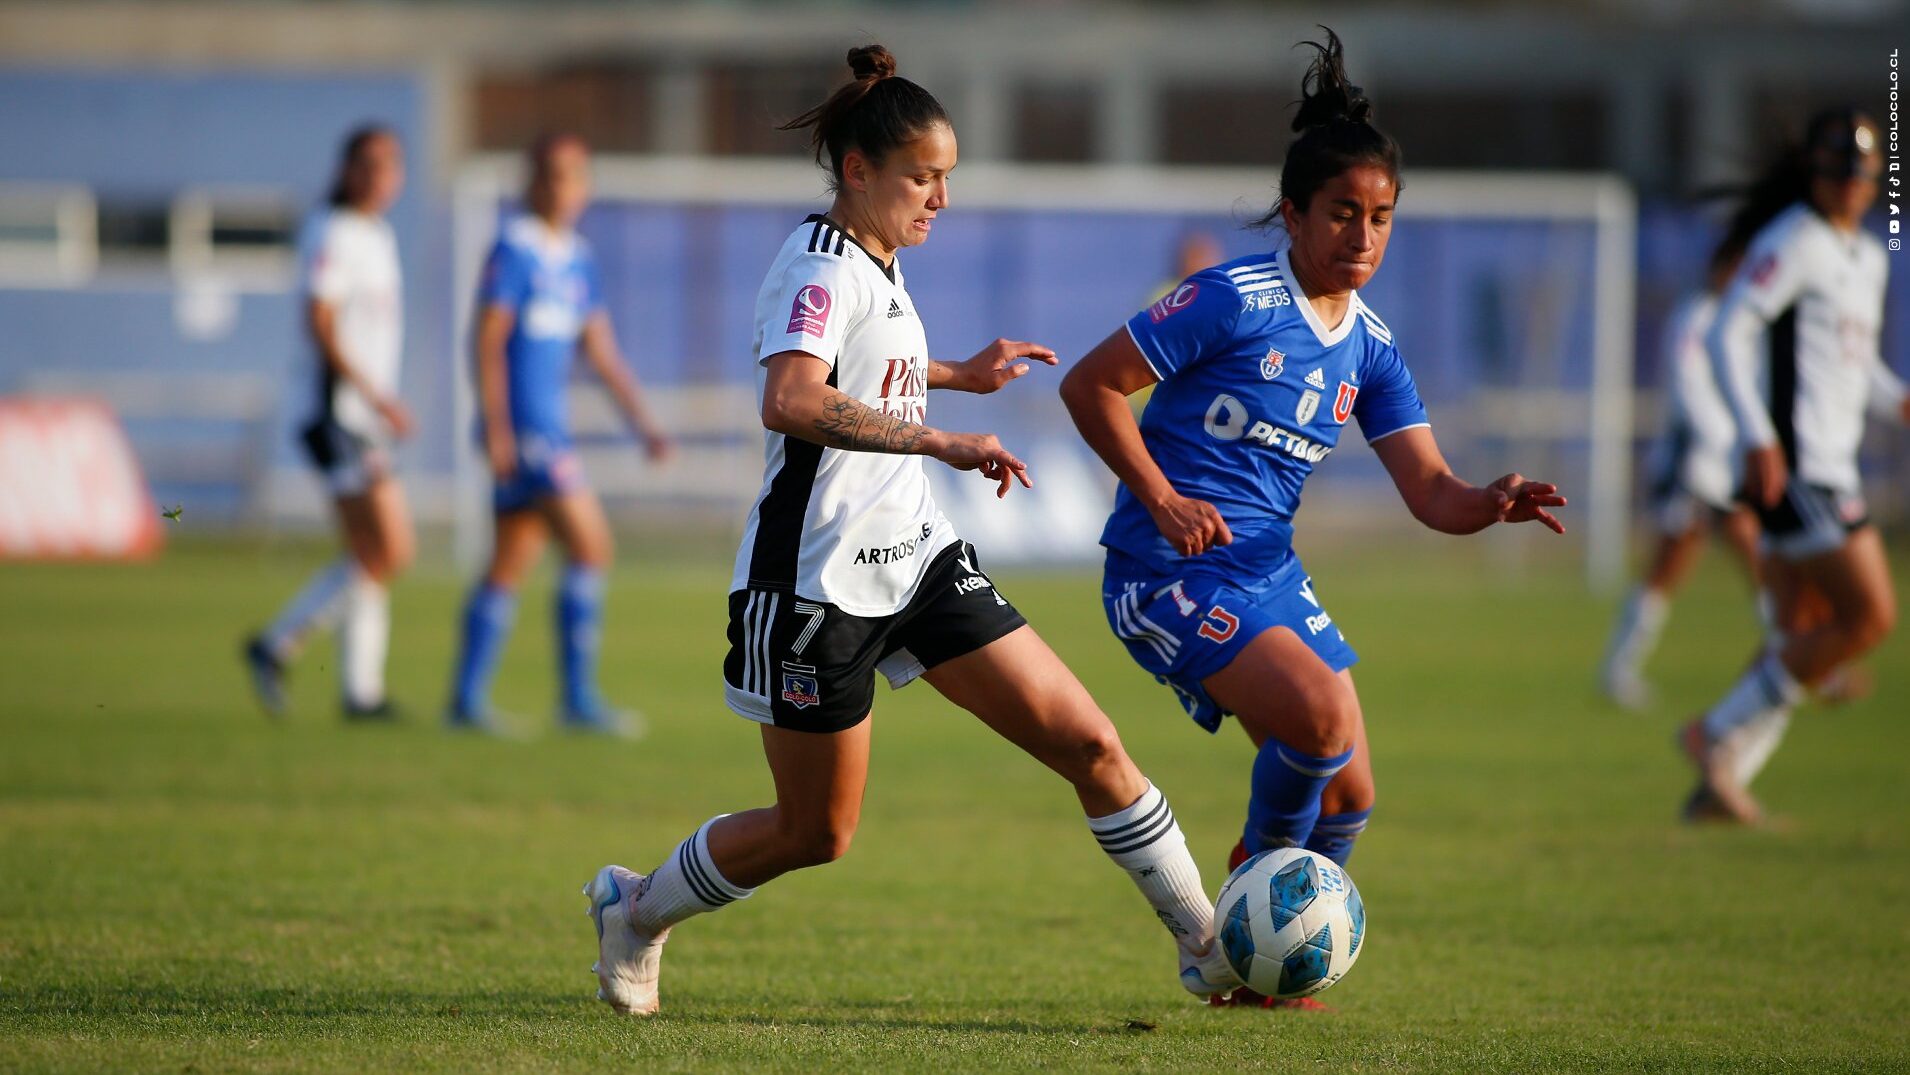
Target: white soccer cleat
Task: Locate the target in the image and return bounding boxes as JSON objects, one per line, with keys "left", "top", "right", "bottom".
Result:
{"left": 1600, "top": 667, "right": 1653, "bottom": 712}
{"left": 584, "top": 864, "right": 667, "bottom": 1015}
{"left": 1178, "top": 938, "right": 1242, "bottom": 999}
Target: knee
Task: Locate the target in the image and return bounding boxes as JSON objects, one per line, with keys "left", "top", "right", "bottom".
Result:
{"left": 356, "top": 539, "right": 411, "bottom": 582}
{"left": 1045, "top": 715, "right": 1130, "bottom": 791}
{"left": 352, "top": 549, "right": 395, "bottom": 584}
{"left": 1284, "top": 679, "right": 1359, "bottom": 757}
{"left": 384, "top": 536, "right": 415, "bottom": 577}
{"left": 1850, "top": 596, "right": 1896, "bottom": 653}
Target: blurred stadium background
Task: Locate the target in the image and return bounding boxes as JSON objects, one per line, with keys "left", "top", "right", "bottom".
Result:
{"left": 5, "top": 5, "right": 1910, "bottom": 1071}
{"left": 2, "top": 0, "right": 1904, "bottom": 584}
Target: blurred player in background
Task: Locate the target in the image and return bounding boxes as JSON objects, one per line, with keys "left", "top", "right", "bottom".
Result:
{"left": 446, "top": 134, "right": 673, "bottom": 734}
{"left": 1149, "top": 231, "right": 1225, "bottom": 306}
{"left": 1061, "top": 29, "right": 1566, "bottom": 1007}
{"left": 1598, "top": 237, "right": 1765, "bottom": 710}
{"left": 582, "top": 45, "right": 1235, "bottom": 1016}
{"left": 245, "top": 125, "right": 411, "bottom": 721}
{"left": 1681, "top": 107, "right": 1908, "bottom": 823}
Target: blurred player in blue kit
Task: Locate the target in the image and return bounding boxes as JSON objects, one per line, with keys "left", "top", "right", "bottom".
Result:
{"left": 1061, "top": 29, "right": 1568, "bottom": 1006}
{"left": 446, "top": 134, "right": 674, "bottom": 733}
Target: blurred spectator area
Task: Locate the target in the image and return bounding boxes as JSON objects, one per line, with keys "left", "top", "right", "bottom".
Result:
{"left": 1, "top": 2, "right": 1895, "bottom": 195}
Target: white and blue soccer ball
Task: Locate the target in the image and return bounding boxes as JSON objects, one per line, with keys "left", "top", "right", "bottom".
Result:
{"left": 1214, "top": 847, "right": 1365, "bottom": 999}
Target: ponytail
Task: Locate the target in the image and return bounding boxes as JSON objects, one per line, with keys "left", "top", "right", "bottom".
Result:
{"left": 781, "top": 45, "right": 949, "bottom": 190}
{"left": 1253, "top": 27, "right": 1401, "bottom": 227}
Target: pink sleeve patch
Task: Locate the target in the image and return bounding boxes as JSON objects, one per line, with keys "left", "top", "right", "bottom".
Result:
{"left": 787, "top": 284, "right": 833, "bottom": 337}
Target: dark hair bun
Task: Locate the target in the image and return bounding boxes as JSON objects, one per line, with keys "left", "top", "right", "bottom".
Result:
{"left": 1291, "top": 27, "right": 1374, "bottom": 133}
{"left": 848, "top": 44, "right": 897, "bottom": 81}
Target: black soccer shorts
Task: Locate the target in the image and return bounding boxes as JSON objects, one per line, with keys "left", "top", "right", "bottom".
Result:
{"left": 722, "top": 540, "right": 1027, "bottom": 733}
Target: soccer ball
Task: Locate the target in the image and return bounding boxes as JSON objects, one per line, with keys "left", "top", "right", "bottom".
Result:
{"left": 1214, "top": 847, "right": 1365, "bottom": 999}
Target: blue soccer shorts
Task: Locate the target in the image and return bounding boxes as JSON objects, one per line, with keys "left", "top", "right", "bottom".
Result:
{"left": 1101, "top": 551, "right": 1357, "bottom": 733}
{"left": 493, "top": 431, "right": 587, "bottom": 514}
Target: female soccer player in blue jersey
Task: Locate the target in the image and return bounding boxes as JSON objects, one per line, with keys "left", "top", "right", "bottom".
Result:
{"left": 1061, "top": 29, "right": 1566, "bottom": 1004}
{"left": 447, "top": 134, "right": 674, "bottom": 733}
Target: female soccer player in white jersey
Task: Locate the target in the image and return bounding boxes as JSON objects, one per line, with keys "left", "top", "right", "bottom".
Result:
{"left": 1060, "top": 30, "right": 1567, "bottom": 1007}
{"left": 582, "top": 45, "right": 1235, "bottom": 1015}
{"left": 446, "top": 134, "right": 674, "bottom": 734}
{"left": 245, "top": 126, "right": 412, "bottom": 720}
{"left": 1599, "top": 238, "right": 1765, "bottom": 711}
{"left": 1681, "top": 107, "right": 1909, "bottom": 824}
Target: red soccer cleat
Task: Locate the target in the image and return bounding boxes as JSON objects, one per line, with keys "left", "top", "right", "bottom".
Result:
{"left": 1227, "top": 839, "right": 1250, "bottom": 873}
{"left": 1209, "top": 988, "right": 1333, "bottom": 1011}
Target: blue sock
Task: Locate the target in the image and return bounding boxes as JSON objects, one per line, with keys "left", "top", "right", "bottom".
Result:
{"left": 1304, "top": 808, "right": 1373, "bottom": 867}
{"left": 452, "top": 583, "right": 516, "bottom": 717}
{"left": 1244, "top": 740, "right": 1355, "bottom": 854}
{"left": 557, "top": 565, "right": 606, "bottom": 716}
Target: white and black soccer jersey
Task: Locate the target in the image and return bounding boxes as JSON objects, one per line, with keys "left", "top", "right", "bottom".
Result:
{"left": 298, "top": 208, "right": 403, "bottom": 440}
{"left": 731, "top": 215, "right": 958, "bottom": 618}
{"left": 1650, "top": 291, "right": 1739, "bottom": 513}
{"left": 1709, "top": 203, "right": 1905, "bottom": 496}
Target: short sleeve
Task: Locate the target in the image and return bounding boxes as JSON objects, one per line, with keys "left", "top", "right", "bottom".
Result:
{"left": 1123, "top": 269, "right": 1243, "bottom": 381}
{"left": 1728, "top": 218, "right": 1810, "bottom": 323}
{"left": 1354, "top": 340, "right": 1430, "bottom": 444}
{"left": 299, "top": 216, "right": 352, "bottom": 304}
{"left": 758, "top": 252, "right": 866, "bottom": 368}
{"left": 477, "top": 240, "right": 532, "bottom": 312}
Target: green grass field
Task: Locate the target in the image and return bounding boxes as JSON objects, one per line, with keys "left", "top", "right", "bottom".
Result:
{"left": 2, "top": 536, "right": 1907, "bottom": 1073}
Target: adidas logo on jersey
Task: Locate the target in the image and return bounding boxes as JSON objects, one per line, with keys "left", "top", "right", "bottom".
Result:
{"left": 1305, "top": 368, "right": 1326, "bottom": 389}
{"left": 887, "top": 299, "right": 905, "bottom": 319}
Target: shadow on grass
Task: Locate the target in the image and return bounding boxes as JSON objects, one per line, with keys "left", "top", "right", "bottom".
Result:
{"left": 3, "top": 983, "right": 1107, "bottom": 1036}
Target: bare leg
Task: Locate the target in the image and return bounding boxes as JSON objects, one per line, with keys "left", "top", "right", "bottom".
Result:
{"left": 704, "top": 720, "right": 872, "bottom": 888}
{"left": 920, "top": 625, "right": 1146, "bottom": 815}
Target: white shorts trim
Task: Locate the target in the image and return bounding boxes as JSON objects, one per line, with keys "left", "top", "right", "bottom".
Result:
{"left": 876, "top": 648, "right": 926, "bottom": 690}
{"left": 723, "top": 680, "right": 773, "bottom": 724}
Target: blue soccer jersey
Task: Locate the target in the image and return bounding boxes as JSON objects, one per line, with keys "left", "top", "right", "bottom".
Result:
{"left": 1102, "top": 246, "right": 1429, "bottom": 582}
{"left": 477, "top": 215, "right": 604, "bottom": 443}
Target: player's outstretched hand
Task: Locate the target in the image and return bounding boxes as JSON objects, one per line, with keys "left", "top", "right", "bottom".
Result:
{"left": 1741, "top": 445, "right": 1788, "bottom": 509}
{"left": 644, "top": 431, "right": 677, "bottom": 465}
{"left": 950, "top": 338, "right": 1058, "bottom": 394}
{"left": 378, "top": 397, "right": 416, "bottom": 441}
{"left": 932, "top": 431, "right": 1032, "bottom": 498}
{"left": 1148, "top": 491, "right": 1233, "bottom": 556}
{"left": 1486, "top": 473, "right": 1567, "bottom": 534}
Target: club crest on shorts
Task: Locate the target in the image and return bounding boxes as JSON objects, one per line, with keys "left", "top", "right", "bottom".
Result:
{"left": 1334, "top": 381, "right": 1359, "bottom": 423}
{"left": 780, "top": 661, "right": 821, "bottom": 709}
{"left": 1295, "top": 388, "right": 1321, "bottom": 425}
{"left": 1261, "top": 347, "right": 1285, "bottom": 380}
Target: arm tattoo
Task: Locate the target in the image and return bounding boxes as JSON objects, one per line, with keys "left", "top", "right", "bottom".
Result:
{"left": 813, "top": 391, "right": 931, "bottom": 454}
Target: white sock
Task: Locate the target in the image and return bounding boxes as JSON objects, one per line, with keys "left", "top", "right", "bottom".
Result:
{"left": 632, "top": 816, "right": 754, "bottom": 935}
{"left": 262, "top": 558, "right": 355, "bottom": 659}
{"left": 1754, "top": 589, "right": 1777, "bottom": 636}
{"left": 1702, "top": 651, "right": 1803, "bottom": 744}
{"left": 338, "top": 572, "right": 389, "bottom": 708}
{"left": 1729, "top": 710, "right": 1792, "bottom": 787}
{"left": 1087, "top": 782, "right": 1215, "bottom": 952}
{"left": 1603, "top": 586, "right": 1670, "bottom": 683}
